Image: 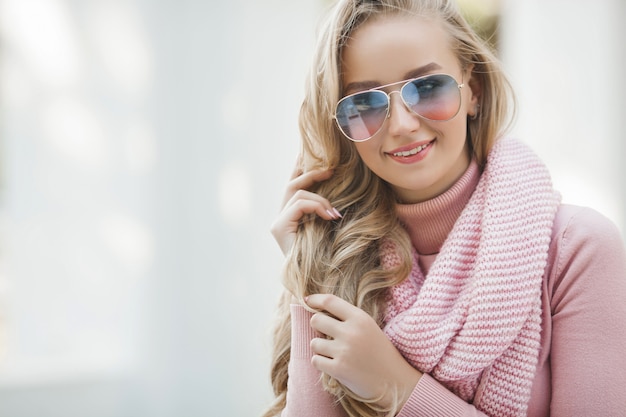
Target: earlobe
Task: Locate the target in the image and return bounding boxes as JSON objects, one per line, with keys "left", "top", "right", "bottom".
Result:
{"left": 469, "top": 103, "right": 480, "bottom": 120}
{"left": 466, "top": 69, "right": 482, "bottom": 117}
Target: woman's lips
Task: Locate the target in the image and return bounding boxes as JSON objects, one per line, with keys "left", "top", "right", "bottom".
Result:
{"left": 386, "top": 139, "right": 435, "bottom": 164}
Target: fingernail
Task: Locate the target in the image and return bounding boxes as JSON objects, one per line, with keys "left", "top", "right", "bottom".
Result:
{"left": 326, "top": 209, "right": 336, "bottom": 219}
{"left": 333, "top": 208, "right": 343, "bottom": 218}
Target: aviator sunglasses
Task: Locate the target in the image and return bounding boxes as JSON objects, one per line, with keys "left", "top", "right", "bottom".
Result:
{"left": 334, "top": 73, "right": 464, "bottom": 142}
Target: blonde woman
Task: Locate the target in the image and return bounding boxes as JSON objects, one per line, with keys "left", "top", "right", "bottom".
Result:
{"left": 264, "top": 0, "right": 626, "bottom": 416}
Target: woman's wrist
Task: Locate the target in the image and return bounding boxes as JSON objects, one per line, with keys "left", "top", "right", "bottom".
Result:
{"left": 396, "top": 367, "right": 422, "bottom": 411}
{"left": 379, "top": 362, "right": 422, "bottom": 412}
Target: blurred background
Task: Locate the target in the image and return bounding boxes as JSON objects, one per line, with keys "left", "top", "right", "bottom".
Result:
{"left": 0, "top": 0, "right": 623, "bottom": 416}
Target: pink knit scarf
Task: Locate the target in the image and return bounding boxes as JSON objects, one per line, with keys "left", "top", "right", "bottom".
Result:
{"left": 382, "top": 138, "right": 560, "bottom": 416}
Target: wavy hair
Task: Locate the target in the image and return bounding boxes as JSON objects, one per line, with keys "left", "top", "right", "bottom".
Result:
{"left": 263, "top": 1, "right": 515, "bottom": 416}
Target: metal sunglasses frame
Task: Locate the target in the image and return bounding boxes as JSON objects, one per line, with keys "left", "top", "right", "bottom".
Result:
{"left": 333, "top": 73, "right": 465, "bottom": 142}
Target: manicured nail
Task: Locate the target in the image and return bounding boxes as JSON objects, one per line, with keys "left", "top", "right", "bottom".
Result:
{"left": 332, "top": 208, "right": 343, "bottom": 218}
{"left": 326, "top": 209, "right": 336, "bottom": 219}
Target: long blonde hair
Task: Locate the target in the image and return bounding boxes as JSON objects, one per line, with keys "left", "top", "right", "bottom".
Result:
{"left": 263, "top": 1, "right": 515, "bottom": 416}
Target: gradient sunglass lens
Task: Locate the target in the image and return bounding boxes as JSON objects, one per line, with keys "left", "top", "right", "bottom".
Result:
{"left": 335, "top": 74, "right": 462, "bottom": 142}
{"left": 401, "top": 74, "right": 461, "bottom": 121}
{"left": 336, "top": 91, "right": 388, "bottom": 142}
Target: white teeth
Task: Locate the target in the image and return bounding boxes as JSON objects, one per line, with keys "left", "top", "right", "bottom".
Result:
{"left": 393, "top": 143, "right": 428, "bottom": 157}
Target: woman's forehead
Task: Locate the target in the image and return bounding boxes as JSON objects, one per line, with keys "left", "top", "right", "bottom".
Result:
{"left": 340, "top": 15, "right": 458, "bottom": 89}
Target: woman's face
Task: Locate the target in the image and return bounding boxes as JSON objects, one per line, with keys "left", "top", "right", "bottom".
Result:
{"left": 341, "top": 14, "right": 479, "bottom": 203}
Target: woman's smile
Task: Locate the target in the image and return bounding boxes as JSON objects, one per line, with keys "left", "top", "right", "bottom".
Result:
{"left": 386, "top": 139, "right": 435, "bottom": 163}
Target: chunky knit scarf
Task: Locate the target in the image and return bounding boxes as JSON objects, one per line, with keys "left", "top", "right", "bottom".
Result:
{"left": 382, "top": 138, "right": 560, "bottom": 416}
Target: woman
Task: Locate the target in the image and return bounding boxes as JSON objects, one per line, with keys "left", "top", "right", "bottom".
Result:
{"left": 264, "top": 0, "right": 626, "bottom": 416}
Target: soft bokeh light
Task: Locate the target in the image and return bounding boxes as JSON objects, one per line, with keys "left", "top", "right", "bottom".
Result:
{"left": 87, "top": 1, "right": 154, "bottom": 96}
{"left": 0, "top": 0, "right": 83, "bottom": 89}
{"left": 99, "top": 213, "right": 155, "bottom": 274}
{"left": 218, "top": 162, "right": 252, "bottom": 227}
{"left": 40, "top": 96, "right": 109, "bottom": 170}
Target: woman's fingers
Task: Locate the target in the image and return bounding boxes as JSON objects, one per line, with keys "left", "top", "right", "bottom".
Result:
{"left": 306, "top": 293, "right": 354, "bottom": 322}
{"left": 271, "top": 165, "right": 342, "bottom": 255}
{"left": 307, "top": 293, "right": 423, "bottom": 406}
{"left": 310, "top": 309, "right": 343, "bottom": 339}
{"left": 281, "top": 168, "right": 334, "bottom": 209}
{"left": 270, "top": 192, "right": 341, "bottom": 255}
{"left": 310, "top": 335, "right": 335, "bottom": 359}
{"left": 281, "top": 196, "right": 341, "bottom": 228}
{"left": 283, "top": 189, "right": 340, "bottom": 218}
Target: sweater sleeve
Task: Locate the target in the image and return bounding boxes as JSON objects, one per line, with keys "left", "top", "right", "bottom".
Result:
{"left": 281, "top": 304, "right": 348, "bottom": 417}
{"left": 547, "top": 206, "right": 626, "bottom": 415}
{"left": 397, "top": 374, "right": 488, "bottom": 417}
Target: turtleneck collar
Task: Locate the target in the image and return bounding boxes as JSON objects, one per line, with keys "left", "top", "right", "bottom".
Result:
{"left": 395, "top": 160, "right": 481, "bottom": 255}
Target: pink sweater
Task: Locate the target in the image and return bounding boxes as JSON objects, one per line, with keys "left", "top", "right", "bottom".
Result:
{"left": 281, "top": 161, "right": 626, "bottom": 416}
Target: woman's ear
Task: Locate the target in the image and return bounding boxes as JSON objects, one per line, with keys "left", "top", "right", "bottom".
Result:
{"left": 465, "top": 65, "right": 482, "bottom": 117}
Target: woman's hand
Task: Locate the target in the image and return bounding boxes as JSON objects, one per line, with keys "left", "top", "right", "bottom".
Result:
{"left": 270, "top": 161, "right": 341, "bottom": 256}
{"left": 306, "top": 294, "right": 422, "bottom": 410}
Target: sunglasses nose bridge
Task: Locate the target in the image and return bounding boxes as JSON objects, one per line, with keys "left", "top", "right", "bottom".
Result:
{"left": 387, "top": 89, "right": 413, "bottom": 119}
{"left": 384, "top": 91, "right": 423, "bottom": 138}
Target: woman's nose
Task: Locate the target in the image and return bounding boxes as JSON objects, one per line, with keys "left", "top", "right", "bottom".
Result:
{"left": 386, "top": 92, "right": 421, "bottom": 137}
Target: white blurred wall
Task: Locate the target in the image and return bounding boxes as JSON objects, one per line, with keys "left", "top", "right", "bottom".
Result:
{"left": 0, "top": 0, "right": 320, "bottom": 416}
{"left": 0, "top": 1, "right": 623, "bottom": 417}
{"left": 501, "top": 0, "right": 625, "bottom": 232}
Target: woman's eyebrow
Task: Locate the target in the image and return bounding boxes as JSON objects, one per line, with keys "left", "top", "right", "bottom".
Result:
{"left": 342, "top": 62, "right": 443, "bottom": 95}
{"left": 402, "top": 62, "right": 443, "bottom": 80}
{"left": 342, "top": 80, "right": 379, "bottom": 95}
